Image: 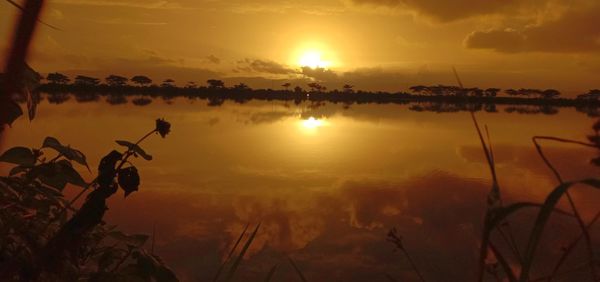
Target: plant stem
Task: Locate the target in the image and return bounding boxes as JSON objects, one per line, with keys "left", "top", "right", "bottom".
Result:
{"left": 400, "top": 247, "right": 426, "bottom": 282}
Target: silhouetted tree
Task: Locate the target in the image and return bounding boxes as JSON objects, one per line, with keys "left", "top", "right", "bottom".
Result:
{"left": 106, "top": 94, "right": 127, "bottom": 105}
{"left": 484, "top": 88, "right": 500, "bottom": 97}
{"left": 207, "top": 79, "right": 225, "bottom": 89}
{"left": 132, "top": 97, "right": 152, "bottom": 106}
{"left": 469, "top": 88, "right": 484, "bottom": 97}
{"left": 578, "top": 89, "right": 600, "bottom": 100}
{"left": 185, "top": 81, "right": 197, "bottom": 89}
{"left": 282, "top": 82, "right": 291, "bottom": 91}
{"left": 409, "top": 85, "right": 427, "bottom": 94}
{"left": 130, "top": 75, "right": 152, "bottom": 87}
{"left": 294, "top": 86, "right": 303, "bottom": 94}
{"left": 307, "top": 82, "right": 323, "bottom": 92}
{"left": 505, "top": 89, "right": 519, "bottom": 96}
{"left": 161, "top": 79, "right": 175, "bottom": 88}
{"left": 343, "top": 84, "right": 354, "bottom": 93}
{"left": 74, "top": 75, "right": 100, "bottom": 86}
{"left": 233, "top": 83, "right": 250, "bottom": 91}
{"left": 46, "top": 72, "right": 69, "bottom": 85}
{"left": 105, "top": 75, "right": 128, "bottom": 87}
{"left": 540, "top": 89, "right": 560, "bottom": 99}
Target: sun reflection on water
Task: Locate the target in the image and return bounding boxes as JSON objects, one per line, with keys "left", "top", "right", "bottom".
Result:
{"left": 302, "top": 116, "right": 323, "bottom": 129}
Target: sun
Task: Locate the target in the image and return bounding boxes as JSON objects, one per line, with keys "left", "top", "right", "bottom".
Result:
{"left": 298, "top": 50, "right": 331, "bottom": 69}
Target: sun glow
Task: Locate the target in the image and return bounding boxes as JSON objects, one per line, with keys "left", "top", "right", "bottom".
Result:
{"left": 299, "top": 51, "right": 330, "bottom": 69}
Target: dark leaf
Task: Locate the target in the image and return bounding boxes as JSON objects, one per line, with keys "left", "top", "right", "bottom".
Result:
{"left": 26, "top": 88, "right": 39, "bottom": 121}
{"left": 0, "top": 100, "right": 23, "bottom": 127}
{"left": 0, "top": 147, "right": 36, "bottom": 166}
{"left": 35, "top": 161, "right": 87, "bottom": 190}
{"left": 42, "top": 136, "right": 89, "bottom": 170}
{"left": 56, "top": 160, "right": 88, "bottom": 188}
{"left": 115, "top": 140, "right": 152, "bottom": 160}
{"left": 9, "top": 165, "right": 29, "bottom": 176}
{"left": 98, "top": 150, "right": 123, "bottom": 187}
{"left": 118, "top": 166, "right": 140, "bottom": 197}
{"left": 38, "top": 166, "right": 68, "bottom": 191}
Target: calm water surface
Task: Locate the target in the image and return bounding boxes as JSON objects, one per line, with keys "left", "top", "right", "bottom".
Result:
{"left": 2, "top": 95, "right": 599, "bottom": 281}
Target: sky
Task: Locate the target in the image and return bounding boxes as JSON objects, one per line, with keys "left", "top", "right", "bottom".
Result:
{"left": 1, "top": 0, "right": 599, "bottom": 94}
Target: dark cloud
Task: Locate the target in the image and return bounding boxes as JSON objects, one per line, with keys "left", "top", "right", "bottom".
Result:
{"left": 205, "top": 55, "right": 221, "bottom": 64}
{"left": 236, "top": 58, "right": 298, "bottom": 75}
{"left": 465, "top": 3, "right": 600, "bottom": 53}
{"left": 351, "top": 0, "right": 520, "bottom": 22}
{"left": 301, "top": 66, "right": 338, "bottom": 81}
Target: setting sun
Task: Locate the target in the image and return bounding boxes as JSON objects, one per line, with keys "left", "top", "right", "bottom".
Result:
{"left": 299, "top": 51, "right": 330, "bottom": 69}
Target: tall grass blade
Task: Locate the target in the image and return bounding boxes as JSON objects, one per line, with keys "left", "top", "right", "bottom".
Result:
{"left": 489, "top": 241, "right": 517, "bottom": 282}
{"left": 288, "top": 256, "right": 307, "bottom": 282}
{"left": 213, "top": 222, "right": 250, "bottom": 282}
{"left": 4, "top": 0, "right": 62, "bottom": 30}
{"left": 519, "top": 179, "right": 600, "bottom": 281}
{"left": 532, "top": 136, "right": 598, "bottom": 280}
{"left": 263, "top": 263, "right": 278, "bottom": 282}
{"left": 549, "top": 210, "right": 600, "bottom": 281}
{"left": 224, "top": 222, "right": 261, "bottom": 282}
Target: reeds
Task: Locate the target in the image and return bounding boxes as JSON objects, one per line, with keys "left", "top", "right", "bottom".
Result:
{"left": 473, "top": 113, "right": 600, "bottom": 281}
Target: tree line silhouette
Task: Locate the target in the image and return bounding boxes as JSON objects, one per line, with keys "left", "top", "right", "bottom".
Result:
{"left": 39, "top": 72, "right": 600, "bottom": 109}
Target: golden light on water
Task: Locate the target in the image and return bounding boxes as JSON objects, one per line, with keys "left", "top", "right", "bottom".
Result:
{"left": 300, "top": 116, "right": 326, "bottom": 131}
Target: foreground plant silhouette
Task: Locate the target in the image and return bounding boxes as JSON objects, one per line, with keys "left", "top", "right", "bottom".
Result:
{"left": 0, "top": 119, "right": 177, "bottom": 281}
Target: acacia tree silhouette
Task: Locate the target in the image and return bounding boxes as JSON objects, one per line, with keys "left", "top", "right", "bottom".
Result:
{"left": 46, "top": 72, "right": 70, "bottom": 85}
{"left": 207, "top": 79, "right": 225, "bottom": 89}
{"left": 131, "top": 75, "right": 152, "bottom": 87}
{"left": 105, "top": 75, "right": 128, "bottom": 87}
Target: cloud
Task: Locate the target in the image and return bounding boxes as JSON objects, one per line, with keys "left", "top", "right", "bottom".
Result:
{"left": 236, "top": 58, "right": 298, "bottom": 75}
{"left": 350, "top": 0, "right": 521, "bottom": 22}
{"left": 52, "top": 0, "right": 183, "bottom": 9}
{"left": 205, "top": 55, "right": 221, "bottom": 64}
{"left": 301, "top": 66, "right": 338, "bottom": 81}
{"left": 465, "top": 3, "right": 600, "bottom": 53}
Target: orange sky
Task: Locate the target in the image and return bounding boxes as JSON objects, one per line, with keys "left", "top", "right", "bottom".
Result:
{"left": 1, "top": 0, "right": 599, "bottom": 94}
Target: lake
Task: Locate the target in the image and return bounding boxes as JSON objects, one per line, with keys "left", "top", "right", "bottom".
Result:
{"left": 2, "top": 94, "right": 599, "bottom": 281}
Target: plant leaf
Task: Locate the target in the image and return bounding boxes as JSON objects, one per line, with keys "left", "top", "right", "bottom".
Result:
{"left": 42, "top": 136, "right": 89, "bottom": 170}
{"left": 115, "top": 140, "right": 152, "bottom": 160}
{"left": 225, "top": 223, "right": 261, "bottom": 282}
{"left": 0, "top": 147, "right": 36, "bottom": 166}
{"left": 56, "top": 160, "right": 87, "bottom": 188}
{"left": 288, "top": 256, "right": 307, "bottom": 282}
{"left": 519, "top": 178, "right": 600, "bottom": 281}
{"left": 9, "top": 165, "right": 29, "bottom": 176}
{"left": 118, "top": 166, "right": 140, "bottom": 197}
